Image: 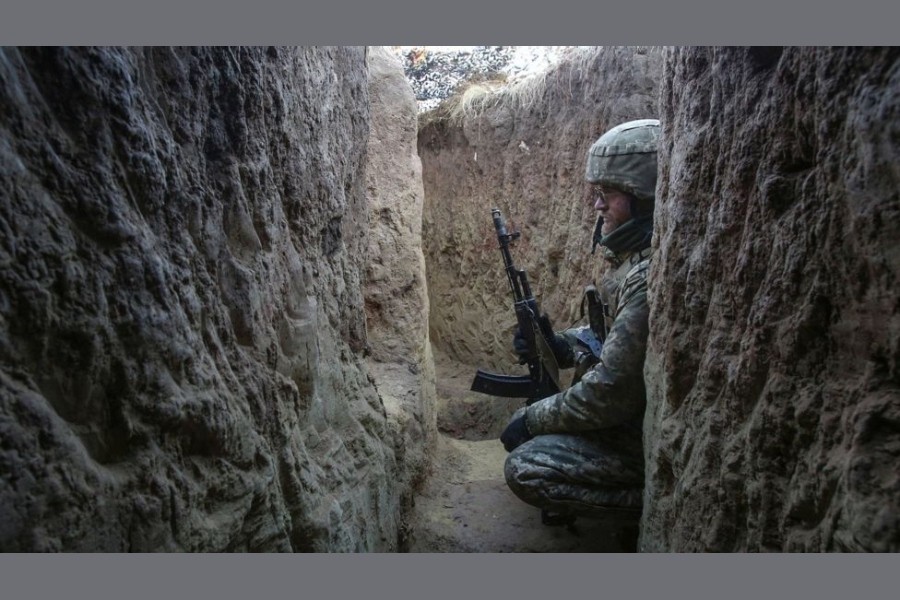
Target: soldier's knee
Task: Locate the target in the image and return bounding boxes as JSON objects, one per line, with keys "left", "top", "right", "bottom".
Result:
{"left": 503, "top": 444, "right": 535, "bottom": 497}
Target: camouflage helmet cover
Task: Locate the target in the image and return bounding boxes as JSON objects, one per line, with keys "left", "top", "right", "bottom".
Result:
{"left": 585, "top": 119, "right": 660, "bottom": 203}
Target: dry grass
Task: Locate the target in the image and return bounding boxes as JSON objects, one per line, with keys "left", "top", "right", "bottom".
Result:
{"left": 418, "top": 46, "right": 666, "bottom": 130}
{"left": 420, "top": 47, "right": 601, "bottom": 128}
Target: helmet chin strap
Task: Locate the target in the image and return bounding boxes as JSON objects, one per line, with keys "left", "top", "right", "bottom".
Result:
{"left": 591, "top": 195, "right": 652, "bottom": 256}
{"left": 591, "top": 214, "right": 604, "bottom": 255}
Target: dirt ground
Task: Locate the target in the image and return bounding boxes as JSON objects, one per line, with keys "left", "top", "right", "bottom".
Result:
{"left": 402, "top": 350, "right": 640, "bottom": 553}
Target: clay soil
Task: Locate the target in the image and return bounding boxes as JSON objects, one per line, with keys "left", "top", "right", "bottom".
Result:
{"left": 402, "top": 349, "right": 640, "bottom": 553}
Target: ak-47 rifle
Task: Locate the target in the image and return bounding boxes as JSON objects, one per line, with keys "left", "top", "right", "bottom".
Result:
{"left": 470, "top": 208, "right": 562, "bottom": 404}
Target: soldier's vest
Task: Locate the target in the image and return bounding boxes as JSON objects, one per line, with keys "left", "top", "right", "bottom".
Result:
{"left": 594, "top": 247, "right": 652, "bottom": 339}
{"left": 572, "top": 246, "right": 652, "bottom": 385}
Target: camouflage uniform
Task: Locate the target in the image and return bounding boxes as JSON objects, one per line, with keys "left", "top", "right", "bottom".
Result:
{"left": 503, "top": 118, "right": 659, "bottom": 517}
{"left": 504, "top": 247, "right": 651, "bottom": 514}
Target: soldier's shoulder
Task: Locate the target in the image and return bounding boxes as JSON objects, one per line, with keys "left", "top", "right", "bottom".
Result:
{"left": 623, "top": 249, "right": 652, "bottom": 285}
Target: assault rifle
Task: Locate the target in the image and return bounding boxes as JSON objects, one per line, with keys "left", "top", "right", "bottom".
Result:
{"left": 470, "top": 208, "right": 562, "bottom": 404}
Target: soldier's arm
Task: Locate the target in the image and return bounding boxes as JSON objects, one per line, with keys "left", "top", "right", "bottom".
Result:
{"left": 525, "top": 262, "right": 650, "bottom": 433}
{"left": 551, "top": 326, "right": 586, "bottom": 369}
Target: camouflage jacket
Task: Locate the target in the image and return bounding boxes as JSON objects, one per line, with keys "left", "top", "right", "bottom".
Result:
{"left": 526, "top": 247, "right": 652, "bottom": 434}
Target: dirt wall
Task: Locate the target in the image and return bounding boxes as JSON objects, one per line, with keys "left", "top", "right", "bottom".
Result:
{"left": 642, "top": 46, "right": 900, "bottom": 552}
{"left": 0, "top": 46, "right": 424, "bottom": 552}
{"left": 363, "top": 47, "right": 437, "bottom": 541}
{"left": 418, "top": 47, "right": 664, "bottom": 375}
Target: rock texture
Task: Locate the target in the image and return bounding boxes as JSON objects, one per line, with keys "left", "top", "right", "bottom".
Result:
{"left": 418, "top": 46, "right": 664, "bottom": 380}
{"left": 0, "top": 46, "right": 424, "bottom": 552}
{"left": 642, "top": 46, "right": 900, "bottom": 551}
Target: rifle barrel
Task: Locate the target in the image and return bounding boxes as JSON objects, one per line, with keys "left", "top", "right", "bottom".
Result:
{"left": 492, "top": 209, "right": 524, "bottom": 302}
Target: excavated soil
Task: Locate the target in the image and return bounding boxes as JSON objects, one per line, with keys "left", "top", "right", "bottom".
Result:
{"left": 403, "top": 349, "right": 639, "bottom": 552}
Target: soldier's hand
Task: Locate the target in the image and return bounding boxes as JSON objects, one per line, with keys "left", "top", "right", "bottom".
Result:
{"left": 500, "top": 407, "right": 533, "bottom": 452}
{"left": 512, "top": 327, "right": 529, "bottom": 363}
{"left": 537, "top": 314, "right": 574, "bottom": 367}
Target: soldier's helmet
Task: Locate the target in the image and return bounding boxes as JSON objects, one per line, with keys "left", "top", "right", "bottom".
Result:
{"left": 585, "top": 119, "right": 660, "bottom": 215}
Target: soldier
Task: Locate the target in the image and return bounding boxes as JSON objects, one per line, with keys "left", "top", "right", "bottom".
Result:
{"left": 500, "top": 119, "right": 660, "bottom": 525}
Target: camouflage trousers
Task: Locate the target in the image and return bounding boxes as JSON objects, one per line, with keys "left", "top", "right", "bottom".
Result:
{"left": 504, "top": 429, "right": 644, "bottom": 517}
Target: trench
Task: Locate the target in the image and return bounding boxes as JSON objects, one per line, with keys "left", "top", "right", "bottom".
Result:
{"left": 385, "top": 47, "right": 647, "bottom": 551}
{"left": 2, "top": 45, "right": 897, "bottom": 554}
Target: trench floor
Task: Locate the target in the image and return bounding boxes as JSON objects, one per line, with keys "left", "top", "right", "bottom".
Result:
{"left": 403, "top": 351, "right": 639, "bottom": 553}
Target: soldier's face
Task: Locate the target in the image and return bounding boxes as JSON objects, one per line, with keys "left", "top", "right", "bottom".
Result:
{"left": 590, "top": 185, "right": 632, "bottom": 235}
